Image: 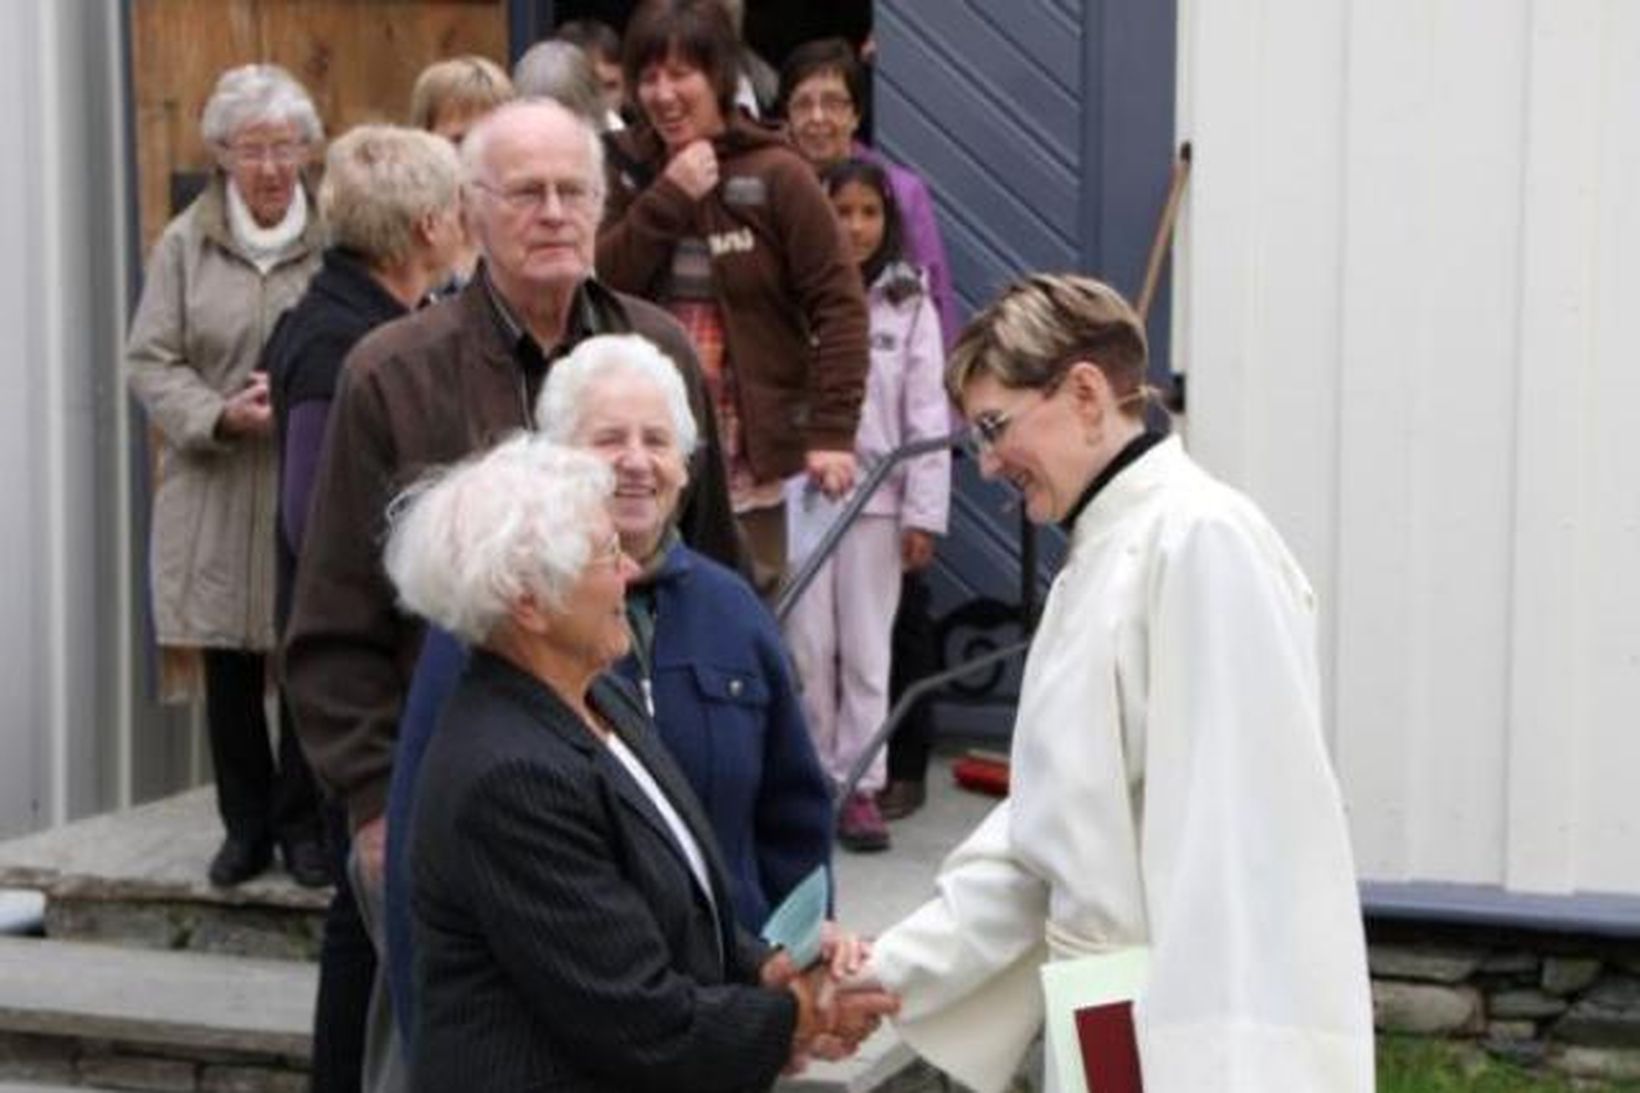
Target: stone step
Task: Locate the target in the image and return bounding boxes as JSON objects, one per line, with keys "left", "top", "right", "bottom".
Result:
{"left": 0, "top": 1084, "right": 122, "bottom": 1092}
{"left": 0, "top": 936, "right": 314, "bottom": 1059}
{"left": 0, "top": 790, "right": 327, "bottom": 961}
{"left": 0, "top": 759, "right": 1001, "bottom": 1091}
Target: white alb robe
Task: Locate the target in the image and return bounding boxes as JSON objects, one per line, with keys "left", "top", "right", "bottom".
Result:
{"left": 870, "top": 437, "right": 1374, "bottom": 1092}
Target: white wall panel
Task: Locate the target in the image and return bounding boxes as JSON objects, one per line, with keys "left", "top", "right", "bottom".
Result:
{"left": 1180, "top": 0, "right": 1347, "bottom": 730}
{"left": 0, "top": 0, "right": 130, "bottom": 836}
{"left": 0, "top": 0, "right": 50, "bottom": 834}
{"left": 1577, "top": 2, "right": 1640, "bottom": 892}
{"left": 1179, "top": 0, "right": 1640, "bottom": 897}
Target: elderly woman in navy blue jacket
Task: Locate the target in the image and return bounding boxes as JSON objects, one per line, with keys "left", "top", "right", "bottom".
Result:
{"left": 383, "top": 333, "right": 832, "bottom": 1040}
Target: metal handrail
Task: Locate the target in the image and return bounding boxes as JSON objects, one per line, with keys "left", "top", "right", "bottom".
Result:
{"left": 833, "top": 639, "right": 1030, "bottom": 814}
{"left": 773, "top": 430, "right": 967, "bottom": 625}
{"left": 761, "top": 425, "right": 1038, "bottom": 812}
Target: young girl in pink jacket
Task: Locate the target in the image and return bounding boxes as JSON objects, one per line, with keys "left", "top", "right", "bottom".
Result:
{"left": 785, "top": 159, "right": 952, "bottom": 852}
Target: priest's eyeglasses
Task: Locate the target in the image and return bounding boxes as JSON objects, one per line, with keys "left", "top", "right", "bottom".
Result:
{"left": 965, "top": 376, "right": 1066, "bottom": 458}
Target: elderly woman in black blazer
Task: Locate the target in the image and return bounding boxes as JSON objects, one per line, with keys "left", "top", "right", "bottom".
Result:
{"left": 385, "top": 435, "right": 893, "bottom": 1091}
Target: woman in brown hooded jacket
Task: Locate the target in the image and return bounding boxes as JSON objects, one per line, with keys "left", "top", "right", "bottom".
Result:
{"left": 596, "top": 0, "right": 869, "bottom": 595}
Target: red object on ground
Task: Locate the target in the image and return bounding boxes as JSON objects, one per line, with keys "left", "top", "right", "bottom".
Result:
{"left": 952, "top": 749, "right": 1010, "bottom": 796}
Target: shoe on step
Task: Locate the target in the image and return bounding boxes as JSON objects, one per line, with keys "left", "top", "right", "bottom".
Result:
{"left": 838, "top": 793, "right": 891, "bottom": 853}
{"left": 208, "top": 836, "right": 272, "bottom": 888}
{"left": 281, "top": 837, "right": 332, "bottom": 889}
{"left": 877, "top": 779, "right": 927, "bottom": 821}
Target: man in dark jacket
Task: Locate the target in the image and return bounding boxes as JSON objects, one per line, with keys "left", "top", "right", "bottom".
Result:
{"left": 281, "top": 103, "right": 743, "bottom": 1078}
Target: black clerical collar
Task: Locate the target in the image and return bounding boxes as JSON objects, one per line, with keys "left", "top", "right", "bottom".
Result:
{"left": 1059, "top": 430, "right": 1166, "bottom": 531}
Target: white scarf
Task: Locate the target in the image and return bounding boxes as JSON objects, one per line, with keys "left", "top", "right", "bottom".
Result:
{"left": 225, "top": 180, "right": 307, "bottom": 273}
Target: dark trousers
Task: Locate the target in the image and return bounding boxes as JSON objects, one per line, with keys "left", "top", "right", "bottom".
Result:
{"left": 310, "top": 803, "right": 375, "bottom": 1093}
{"left": 886, "top": 571, "right": 938, "bottom": 783}
{"left": 736, "top": 503, "right": 788, "bottom": 603}
{"left": 201, "top": 648, "right": 321, "bottom": 846}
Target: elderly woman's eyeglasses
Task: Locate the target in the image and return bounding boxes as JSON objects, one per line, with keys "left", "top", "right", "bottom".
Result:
{"left": 225, "top": 141, "right": 305, "bottom": 167}
{"left": 588, "top": 531, "right": 626, "bottom": 570}
{"left": 471, "top": 178, "right": 594, "bottom": 214}
{"left": 788, "top": 91, "right": 854, "bottom": 118}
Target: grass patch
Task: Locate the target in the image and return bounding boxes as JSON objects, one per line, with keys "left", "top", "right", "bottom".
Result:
{"left": 1378, "top": 1035, "right": 1640, "bottom": 1092}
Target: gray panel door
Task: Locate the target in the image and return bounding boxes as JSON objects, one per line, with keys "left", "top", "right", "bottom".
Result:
{"left": 873, "top": 0, "right": 1177, "bottom": 738}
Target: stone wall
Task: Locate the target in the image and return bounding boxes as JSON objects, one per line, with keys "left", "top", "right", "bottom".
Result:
{"left": 43, "top": 898, "right": 322, "bottom": 961}
{"left": 0, "top": 1031, "right": 307, "bottom": 1092}
{"left": 1369, "top": 920, "right": 1640, "bottom": 1082}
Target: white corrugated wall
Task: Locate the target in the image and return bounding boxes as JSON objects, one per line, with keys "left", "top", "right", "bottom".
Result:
{"left": 1176, "top": 0, "right": 1640, "bottom": 897}
{"left": 0, "top": 0, "right": 133, "bottom": 835}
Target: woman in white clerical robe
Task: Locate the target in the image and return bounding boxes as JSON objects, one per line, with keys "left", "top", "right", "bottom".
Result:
{"left": 858, "top": 274, "right": 1374, "bottom": 1092}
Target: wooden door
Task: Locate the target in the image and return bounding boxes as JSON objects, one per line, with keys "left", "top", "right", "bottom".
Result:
{"left": 129, "top": 0, "right": 508, "bottom": 252}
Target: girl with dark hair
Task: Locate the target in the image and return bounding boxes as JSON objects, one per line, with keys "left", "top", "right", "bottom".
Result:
{"left": 784, "top": 159, "right": 950, "bottom": 851}
{"left": 780, "top": 39, "right": 961, "bottom": 824}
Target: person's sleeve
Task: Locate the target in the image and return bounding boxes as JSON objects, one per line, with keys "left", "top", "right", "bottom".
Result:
{"left": 729, "top": 926, "right": 774, "bottom": 985}
{"left": 750, "top": 611, "right": 833, "bottom": 911}
{"left": 895, "top": 172, "right": 960, "bottom": 350}
{"left": 383, "top": 628, "right": 468, "bottom": 1042}
{"left": 281, "top": 354, "right": 408, "bottom": 831}
{"left": 124, "top": 228, "right": 228, "bottom": 451}
{"left": 278, "top": 330, "right": 360, "bottom": 555}
{"left": 868, "top": 801, "right": 1051, "bottom": 1093}
{"left": 280, "top": 400, "right": 330, "bottom": 556}
{"left": 454, "top": 759, "right": 797, "bottom": 1091}
{"left": 768, "top": 161, "right": 869, "bottom": 453}
{"left": 897, "top": 297, "right": 952, "bottom": 537}
{"left": 1133, "top": 511, "right": 1374, "bottom": 1092}
{"left": 595, "top": 170, "right": 696, "bottom": 296}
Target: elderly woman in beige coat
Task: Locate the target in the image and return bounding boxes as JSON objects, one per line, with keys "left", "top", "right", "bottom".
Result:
{"left": 126, "top": 63, "right": 327, "bottom": 889}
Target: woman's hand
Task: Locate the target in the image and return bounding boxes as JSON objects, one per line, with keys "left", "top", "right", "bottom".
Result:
{"left": 901, "top": 528, "right": 937, "bottom": 572}
{"left": 663, "top": 139, "right": 719, "bottom": 201}
{"left": 818, "top": 920, "right": 871, "bottom": 979}
{"left": 767, "top": 924, "right": 897, "bottom": 1068}
{"left": 805, "top": 449, "right": 858, "bottom": 500}
{"left": 758, "top": 921, "right": 868, "bottom": 989}
{"left": 217, "top": 370, "right": 272, "bottom": 440}
{"left": 782, "top": 966, "right": 827, "bottom": 1074}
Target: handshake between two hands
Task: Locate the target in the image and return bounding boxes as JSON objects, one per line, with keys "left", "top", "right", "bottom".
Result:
{"left": 759, "top": 922, "right": 900, "bottom": 1075}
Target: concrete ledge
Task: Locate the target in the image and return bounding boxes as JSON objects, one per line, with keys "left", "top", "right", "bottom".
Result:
{"left": 1364, "top": 881, "right": 1640, "bottom": 939}
{"left": 0, "top": 937, "right": 315, "bottom": 1059}
{"left": 0, "top": 791, "right": 328, "bottom": 913}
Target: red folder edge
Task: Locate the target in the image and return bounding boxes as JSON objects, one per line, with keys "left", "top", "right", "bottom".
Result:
{"left": 1074, "top": 1000, "right": 1143, "bottom": 1093}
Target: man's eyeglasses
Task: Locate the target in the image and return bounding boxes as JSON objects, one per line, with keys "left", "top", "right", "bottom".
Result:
{"left": 225, "top": 141, "right": 305, "bottom": 167}
{"left": 471, "top": 178, "right": 595, "bottom": 215}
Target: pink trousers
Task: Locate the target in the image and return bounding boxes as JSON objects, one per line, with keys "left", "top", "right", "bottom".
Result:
{"left": 784, "top": 514, "right": 903, "bottom": 796}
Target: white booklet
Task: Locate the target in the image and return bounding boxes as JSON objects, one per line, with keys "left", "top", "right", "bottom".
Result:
{"left": 784, "top": 475, "right": 846, "bottom": 569}
{"left": 759, "top": 865, "right": 829, "bottom": 970}
{"left": 1041, "top": 947, "right": 1150, "bottom": 1093}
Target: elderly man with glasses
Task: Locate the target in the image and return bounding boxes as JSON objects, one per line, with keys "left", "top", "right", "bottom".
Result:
{"left": 282, "top": 98, "right": 743, "bottom": 1085}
